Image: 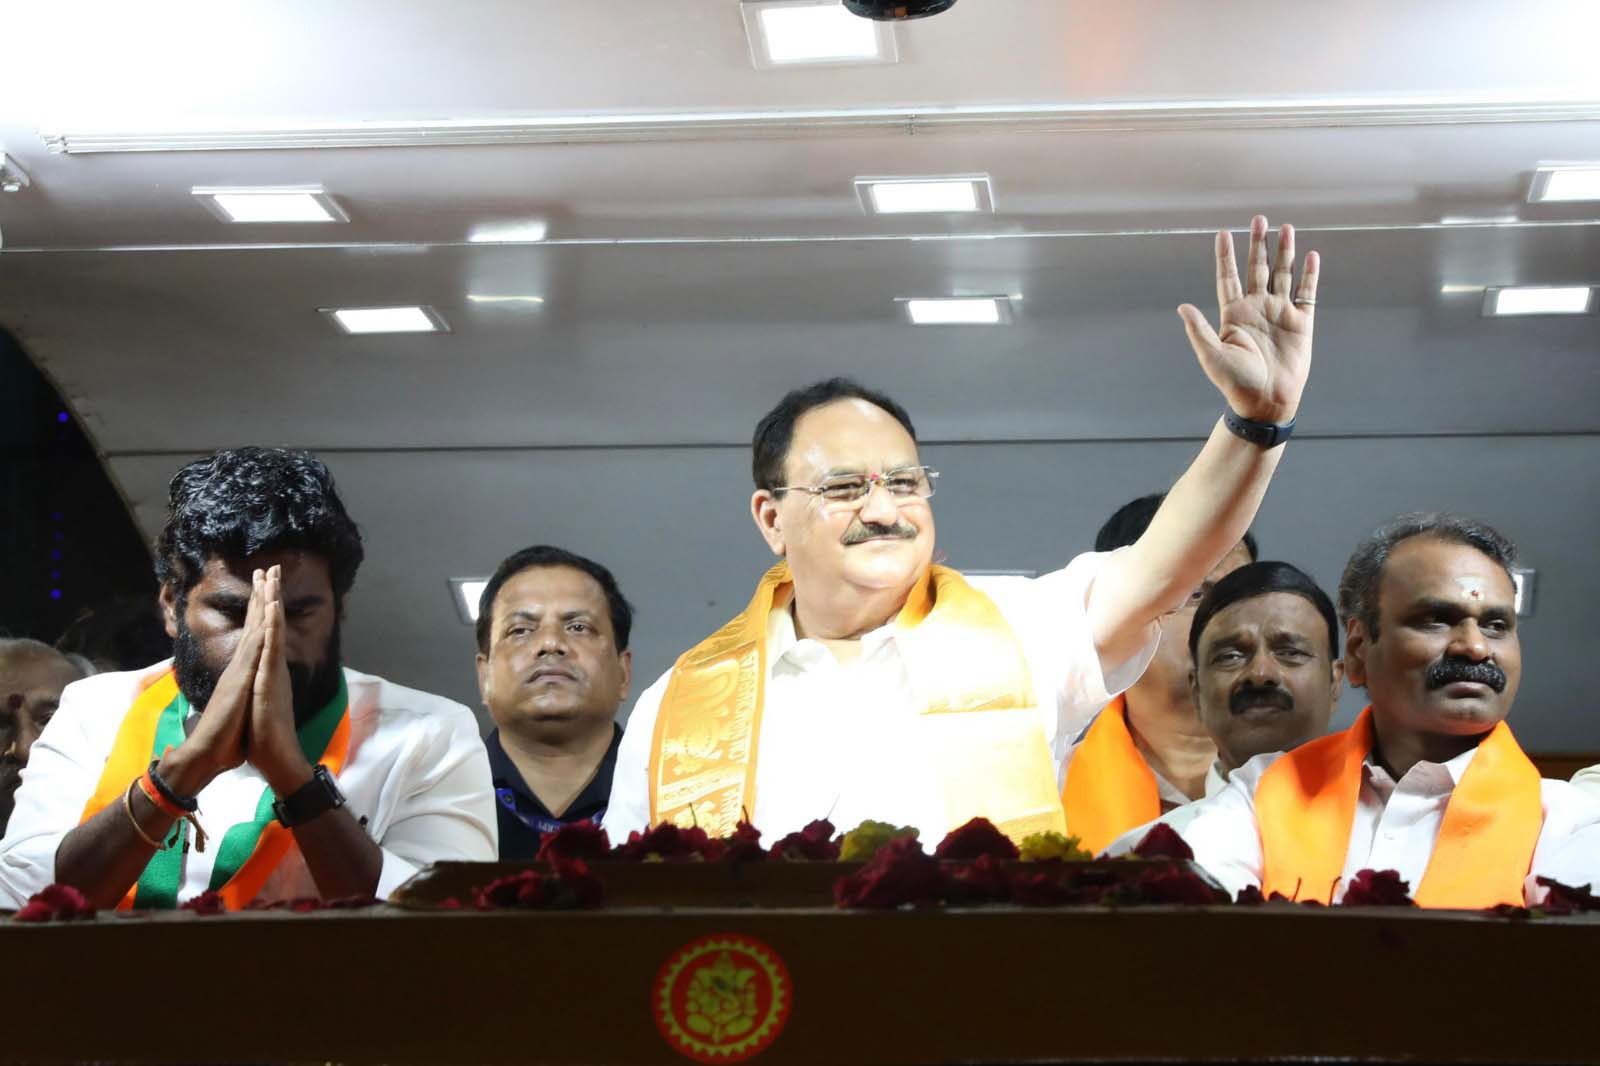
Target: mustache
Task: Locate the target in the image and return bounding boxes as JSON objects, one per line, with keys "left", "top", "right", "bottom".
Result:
{"left": 1229, "top": 684, "right": 1294, "bottom": 715}
{"left": 1425, "top": 656, "right": 1507, "bottom": 693}
{"left": 841, "top": 519, "right": 918, "bottom": 546}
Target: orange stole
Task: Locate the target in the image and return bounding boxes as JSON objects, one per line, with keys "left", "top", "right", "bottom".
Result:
{"left": 78, "top": 669, "right": 353, "bottom": 910}
{"left": 1255, "top": 706, "right": 1543, "bottom": 908}
{"left": 648, "top": 562, "right": 1067, "bottom": 840}
{"left": 1059, "top": 696, "right": 1162, "bottom": 854}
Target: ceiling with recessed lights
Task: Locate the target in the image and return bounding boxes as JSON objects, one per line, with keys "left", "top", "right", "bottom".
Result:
{"left": 2, "top": 0, "right": 1598, "bottom": 747}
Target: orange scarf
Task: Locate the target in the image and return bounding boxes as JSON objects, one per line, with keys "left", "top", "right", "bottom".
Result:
{"left": 648, "top": 562, "right": 1066, "bottom": 840}
{"left": 1255, "top": 706, "right": 1542, "bottom": 907}
{"left": 1059, "top": 696, "right": 1162, "bottom": 854}
{"left": 79, "top": 668, "right": 352, "bottom": 910}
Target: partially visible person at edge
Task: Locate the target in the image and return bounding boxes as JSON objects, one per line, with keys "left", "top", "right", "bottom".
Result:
{"left": 1057, "top": 493, "right": 1255, "bottom": 852}
{"left": 0, "top": 639, "right": 93, "bottom": 834}
{"left": 1124, "top": 560, "right": 1343, "bottom": 841}
{"left": 0, "top": 447, "right": 496, "bottom": 910}
{"left": 1109, "top": 514, "right": 1600, "bottom": 908}
{"left": 476, "top": 545, "right": 633, "bottom": 859}
{"left": 608, "top": 215, "right": 1322, "bottom": 844}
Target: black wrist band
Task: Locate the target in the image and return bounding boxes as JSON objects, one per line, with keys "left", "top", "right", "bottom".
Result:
{"left": 272, "top": 764, "right": 346, "bottom": 828}
{"left": 1223, "top": 408, "right": 1295, "bottom": 449}
{"left": 147, "top": 758, "right": 200, "bottom": 813}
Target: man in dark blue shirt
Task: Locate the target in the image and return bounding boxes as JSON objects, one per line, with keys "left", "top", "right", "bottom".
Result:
{"left": 475, "top": 546, "right": 634, "bottom": 860}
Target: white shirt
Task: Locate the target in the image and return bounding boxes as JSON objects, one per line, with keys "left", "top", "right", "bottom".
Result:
{"left": 1571, "top": 764, "right": 1600, "bottom": 802}
{"left": 1106, "top": 745, "right": 1600, "bottom": 904}
{"left": 608, "top": 551, "right": 1159, "bottom": 842}
{"left": 0, "top": 662, "right": 497, "bottom": 908}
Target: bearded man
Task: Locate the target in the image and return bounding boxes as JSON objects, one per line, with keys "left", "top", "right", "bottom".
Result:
{"left": 0, "top": 447, "right": 495, "bottom": 909}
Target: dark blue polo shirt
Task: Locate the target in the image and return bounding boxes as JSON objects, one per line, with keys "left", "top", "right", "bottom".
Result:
{"left": 486, "top": 725, "right": 622, "bottom": 861}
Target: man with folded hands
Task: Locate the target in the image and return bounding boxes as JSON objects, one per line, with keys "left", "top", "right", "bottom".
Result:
{"left": 0, "top": 447, "right": 495, "bottom": 909}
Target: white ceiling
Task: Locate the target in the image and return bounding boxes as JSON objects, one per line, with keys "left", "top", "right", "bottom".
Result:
{"left": 2, "top": 0, "right": 1598, "bottom": 748}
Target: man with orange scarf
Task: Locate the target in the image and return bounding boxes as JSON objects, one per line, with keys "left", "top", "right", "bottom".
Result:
{"left": 1111, "top": 514, "right": 1600, "bottom": 907}
{"left": 1059, "top": 494, "right": 1256, "bottom": 853}
{"left": 608, "top": 216, "right": 1321, "bottom": 844}
{"left": 0, "top": 448, "right": 495, "bottom": 909}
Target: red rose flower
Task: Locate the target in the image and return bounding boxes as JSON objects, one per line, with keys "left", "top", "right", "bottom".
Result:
{"left": 179, "top": 891, "right": 227, "bottom": 916}
{"left": 1486, "top": 902, "right": 1531, "bottom": 920}
{"left": 476, "top": 869, "right": 548, "bottom": 909}
{"left": 613, "top": 822, "right": 720, "bottom": 862}
{"left": 549, "top": 858, "right": 606, "bottom": 909}
{"left": 536, "top": 820, "right": 611, "bottom": 863}
{"left": 769, "top": 818, "right": 840, "bottom": 861}
{"left": 1124, "top": 865, "right": 1224, "bottom": 906}
{"left": 1234, "top": 885, "right": 1266, "bottom": 906}
{"left": 1010, "top": 869, "right": 1072, "bottom": 907}
{"left": 1059, "top": 868, "right": 1123, "bottom": 905}
{"left": 834, "top": 837, "right": 944, "bottom": 909}
{"left": 719, "top": 820, "right": 767, "bottom": 864}
{"left": 1340, "top": 869, "right": 1415, "bottom": 907}
{"left": 13, "top": 884, "right": 95, "bottom": 923}
{"left": 1131, "top": 823, "right": 1194, "bottom": 861}
{"left": 941, "top": 854, "right": 1013, "bottom": 905}
{"left": 934, "top": 817, "right": 1020, "bottom": 862}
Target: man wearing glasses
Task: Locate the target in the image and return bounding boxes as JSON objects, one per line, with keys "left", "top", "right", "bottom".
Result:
{"left": 607, "top": 216, "right": 1320, "bottom": 843}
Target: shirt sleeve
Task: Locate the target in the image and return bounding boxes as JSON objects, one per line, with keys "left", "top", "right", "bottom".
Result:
{"left": 1103, "top": 751, "right": 1278, "bottom": 898}
{"left": 0, "top": 674, "right": 115, "bottom": 908}
{"left": 980, "top": 549, "right": 1161, "bottom": 765}
{"left": 372, "top": 701, "right": 499, "bottom": 899}
{"left": 605, "top": 670, "right": 671, "bottom": 840}
{"left": 1526, "top": 780, "right": 1600, "bottom": 901}
{"left": 1568, "top": 765, "right": 1600, "bottom": 803}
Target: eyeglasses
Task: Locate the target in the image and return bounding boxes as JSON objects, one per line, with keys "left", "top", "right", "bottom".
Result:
{"left": 773, "top": 465, "right": 940, "bottom": 508}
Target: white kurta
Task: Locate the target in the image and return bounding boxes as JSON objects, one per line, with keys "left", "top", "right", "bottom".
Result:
{"left": 607, "top": 551, "right": 1159, "bottom": 842}
{"left": 1571, "top": 764, "right": 1600, "bottom": 803}
{"left": 0, "top": 661, "right": 497, "bottom": 908}
{"left": 1106, "top": 744, "right": 1600, "bottom": 904}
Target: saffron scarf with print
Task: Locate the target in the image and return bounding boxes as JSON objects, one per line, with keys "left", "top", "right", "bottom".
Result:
{"left": 1254, "top": 705, "right": 1542, "bottom": 908}
{"left": 647, "top": 561, "right": 1066, "bottom": 841}
{"left": 77, "top": 668, "right": 352, "bottom": 910}
{"left": 1059, "top": 696, "right": 1163, "bottom": 855}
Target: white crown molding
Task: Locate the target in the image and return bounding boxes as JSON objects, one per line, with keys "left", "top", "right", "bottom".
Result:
{"left": 40, "top": 96, "right": 1600, "bottom": 154}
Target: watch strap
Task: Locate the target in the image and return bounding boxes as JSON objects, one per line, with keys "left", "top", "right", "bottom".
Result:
{"left": 1223, "top": 408, "right": 1295, "bottom": 449}
{"left": 272, "top": 764, "right": 346, "bottom": 828}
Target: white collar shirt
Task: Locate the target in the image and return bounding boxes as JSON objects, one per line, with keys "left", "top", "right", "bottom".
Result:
{"left": 607, "top": 550, "right": 1159, "bottom": 842}
{"left": 0, "top": 661, "right": 497, "bottom": 908}
{"left": 1106, "top": 742, "right": 1600, "bottom": 905}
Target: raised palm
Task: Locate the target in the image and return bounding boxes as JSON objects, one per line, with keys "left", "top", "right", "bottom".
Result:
{"left": 1178, "top": 215, "right": 1319, "bottom": 425}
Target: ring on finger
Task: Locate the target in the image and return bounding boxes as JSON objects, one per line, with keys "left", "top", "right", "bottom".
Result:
{"left": 1293, "top": 297, "right": 1317, "bottom": 307}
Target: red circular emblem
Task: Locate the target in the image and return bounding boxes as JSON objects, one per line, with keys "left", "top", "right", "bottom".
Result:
{"left": 653, "top": 933, "right": 792, "bottom": 1062}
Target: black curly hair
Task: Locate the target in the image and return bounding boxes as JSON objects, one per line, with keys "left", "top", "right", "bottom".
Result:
{"left": 154, "top": 447, "right": 365, "bottom": 604}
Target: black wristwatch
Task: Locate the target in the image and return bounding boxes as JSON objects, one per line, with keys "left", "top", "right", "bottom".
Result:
{"left": 272, "top": 764, "right": 346, "bottom": 828}
{"left": 1223, "top": 407, "right": 1296, "bottom": 449}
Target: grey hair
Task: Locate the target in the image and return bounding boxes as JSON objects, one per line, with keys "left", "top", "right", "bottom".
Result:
{"left": 0, "top": 638, "right": 94, "bottom": 679}
{"left": 1337, "top": 512, "right": 1518, "bottom": 638}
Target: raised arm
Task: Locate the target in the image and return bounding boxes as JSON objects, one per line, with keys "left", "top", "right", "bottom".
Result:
{"left": 1090, "top": 215, "right": 1320, "bottom": 667}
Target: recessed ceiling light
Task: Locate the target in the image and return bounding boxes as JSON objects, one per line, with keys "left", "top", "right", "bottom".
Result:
{"left": 856, "top": 175, "right": 994, "bottom": 214}
{"left": 901, "top": 297, "right": 1012, "bottom": 325}
{"left": 1482, "top": 286, "right": 1593, "bottom": 317}
{"left": 742, "top": 0, "right": 896, "bottom": 68}
{"left": 323, "top": 306, "right": 449, "bottom": 334}
{"left": 450, "top": 578, "right": 488, "bottom": 624}
{"left": 193, "top": 186, "right": 347, "bottom": 223}
{"left": 466, "top": 294, "right": 545, "bottom": 306}
{"left": 467, "top": 219, "right": 549, "bottom": 243}
{"left": 1528, "top": 166, "right": 1600, "bottom": 203}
